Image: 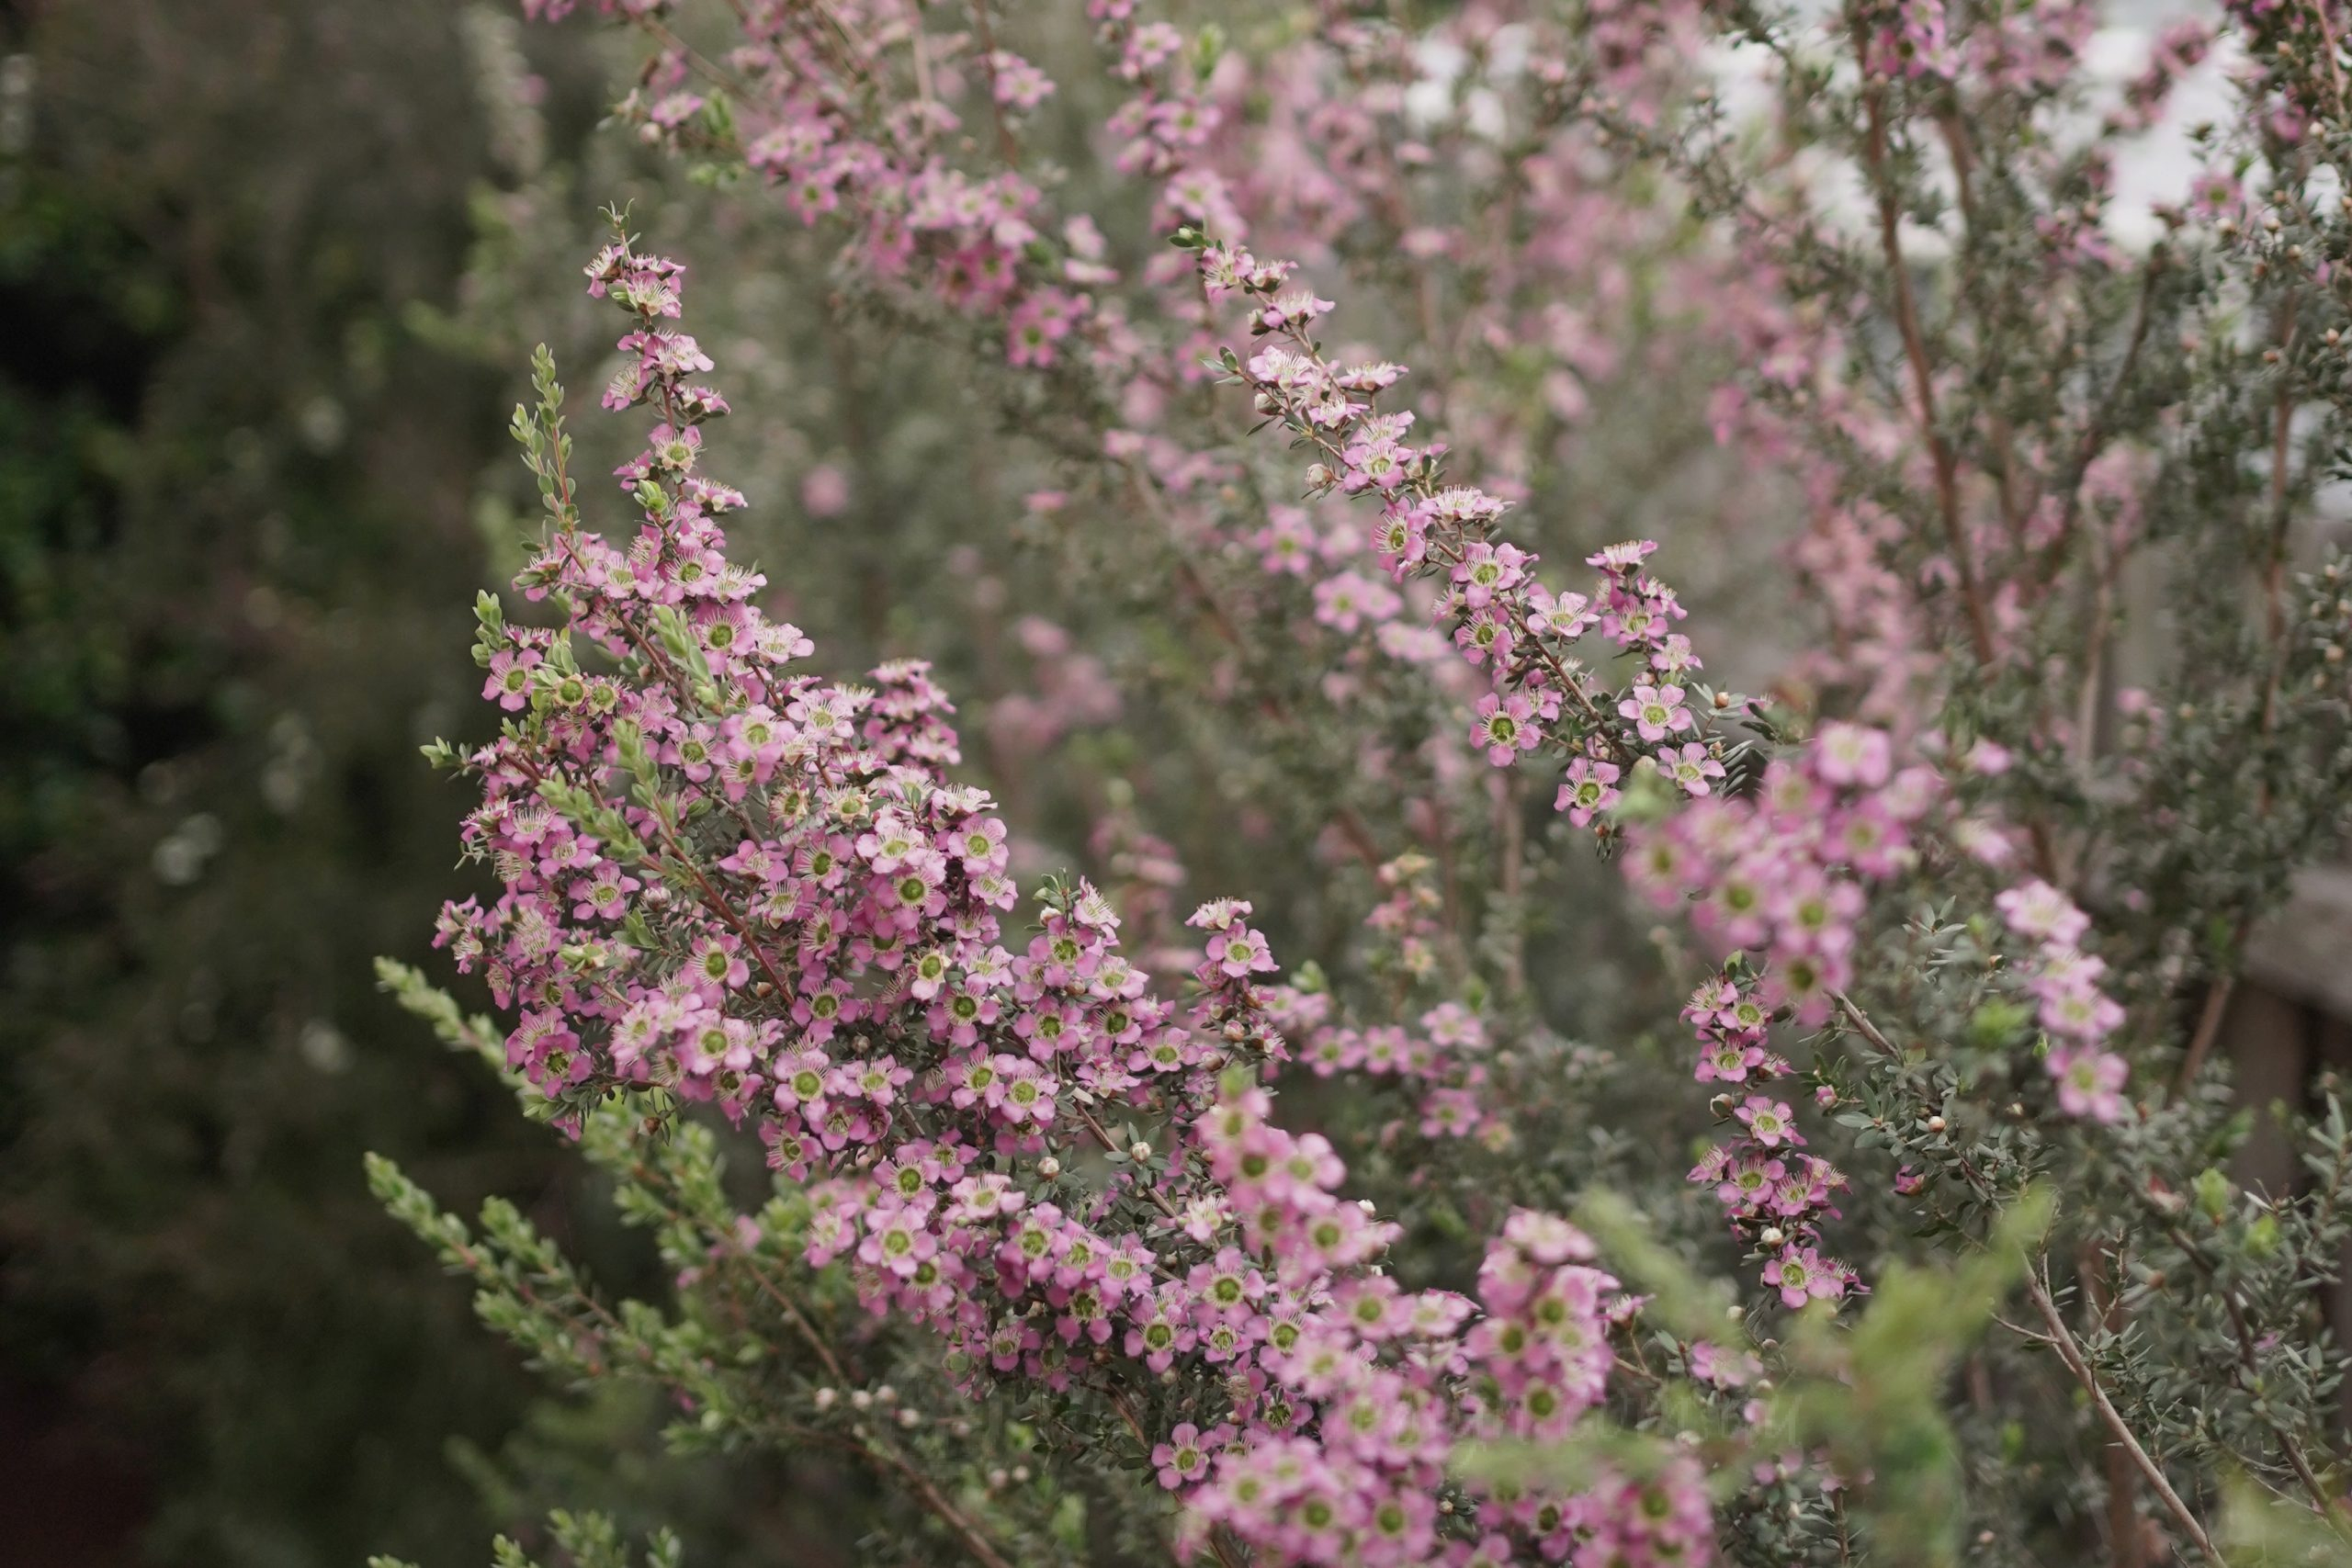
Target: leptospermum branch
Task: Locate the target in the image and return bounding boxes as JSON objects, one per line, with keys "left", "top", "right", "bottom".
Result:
{"left": 1830, "top": 989, "right": 2222, "bottom": 1563}
{"left": 431, "top": 226, "right": 1713, "bottom": 1566}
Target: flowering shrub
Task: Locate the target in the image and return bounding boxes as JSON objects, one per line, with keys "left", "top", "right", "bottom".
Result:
{"left": 373, "top": 2, "right": 2352, "bottom": 1565}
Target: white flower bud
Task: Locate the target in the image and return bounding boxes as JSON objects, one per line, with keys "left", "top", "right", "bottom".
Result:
{"left": 1037, "top": 1156, "right": 1062, "bottom": 1179}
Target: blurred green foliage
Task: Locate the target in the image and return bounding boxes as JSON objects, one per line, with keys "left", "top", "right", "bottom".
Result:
{"left": 0, "top": 5, "right": 591, "bottom": 1563}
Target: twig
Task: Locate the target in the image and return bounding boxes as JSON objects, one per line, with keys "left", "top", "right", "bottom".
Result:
{"left": 1850, "top": 39, "right": 1996, "bottom": 668}
{"left": 2163, "top": 1217, "right": 2346, "bottom": 1518}
{"left": 2022, "top": 1268, "right": 2226, "bottom": 1567}
{"left": 967, "top": 0, "right": 1020, "bottom": 164}
{"left": 2173, "top": 972, "right": 2237, "bottom": 1094}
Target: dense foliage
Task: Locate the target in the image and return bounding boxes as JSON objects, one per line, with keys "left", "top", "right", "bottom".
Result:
{"left": 17, "top": 0, "right": 2352, "bottom": 1564}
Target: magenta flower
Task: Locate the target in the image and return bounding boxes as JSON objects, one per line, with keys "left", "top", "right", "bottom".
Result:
{"left": 1995, "top": 878, "right": 2091, "bottom": 945}
{"left": 1735, "top": 1095, "right": 1800, "bottom": 1147}
{"left": 1813, "top": 721, "right": 1894, "bottom": 788}
{"left": 1472, "top": 692, "right": 1542, "bottom": 767}
{"left": 1619, "top": 682, "right": 1693, "bottom": 743}
{"left": 1665, "top": 740, "right": 1728, "bottom": 797}
{"left": 2052, "top": 1048, "right": 2129, "bottom": 1122}
{"left": 1554, "top": 756, "right": 1623, "bottom": 826}
{"left": 1209, "top": 925, "right": 1275, "bottom": 977}
{"left": 1762, "top": 1245, "right": 1847, "bottom": 1309}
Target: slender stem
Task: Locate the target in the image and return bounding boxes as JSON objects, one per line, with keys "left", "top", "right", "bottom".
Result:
{"left": 2022, "top": 1267, "right": 2226, "bottom": 1568}
{"left": 1849, "top": 38, "right": 1996, "bottom": 668}
{"left": 2083, "top": 1244, "right": 2152, "bottom": 1568}
{"left": 875, "top": 1449, "right": 1023, "bottom": 1568}
{"left": 1495, "top": 773, "right": 1528, "bottom": 1003}
{"left": 1118, "top": 468, "right": 1392, "bottom": 876}
{"left": 967, "top": 0, "right": 1020, "bottom": 164}
{"left": 2173, "top": 972, "right": 2237, "bottom": 1094}
{"left": 657, "top": 821, "right": 798, "bottom": 1000}
{"left": 1831, "top": 990, "right": 2222, "bottom": 1558}
{"left": 2163, "top": 1217, "right": 2346, "bottom": 1517}
{"left": 2261, "top": 306, "right": 2301, "bottom": 748}
{"left": 2303, "top": 0, "right": 2349, "bottom": 118}
{"left": 1073, "top": 1103, "right": 1186, "bottom": 1226}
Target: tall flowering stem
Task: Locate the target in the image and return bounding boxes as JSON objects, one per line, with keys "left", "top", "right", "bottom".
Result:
{"left": 1185, "top": 231, "right": 1733, "bottom": 845}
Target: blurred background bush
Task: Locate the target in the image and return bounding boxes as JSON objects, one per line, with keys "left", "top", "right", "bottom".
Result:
{"left": 0, "top": 5, "right": 589, "bottom": 1563}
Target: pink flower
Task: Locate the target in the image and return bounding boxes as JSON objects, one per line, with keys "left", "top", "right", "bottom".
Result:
{"left": 1762, "top": 1245, "right": 1847, "bottom": 1308}
{"left": 1472, "top": 692, "right": 1542, "bottom": 766}
{"left": 2052, "top": 1048, "right": 2129, "bottom": 1122}
{"left": 1995, "top": 879, "right": 2090, "bottom": 945}
{"left": 1813, "top": 722, "right": 1892, "bottom": 788}
{"left": 1208, "top": 925, "right": 1276, "bottom": 978}
{"left": 1620, "top": 682, "right": 1693, "bottom": 743}
{"left": 1312, "top": 570, "right": 1401, "bottom": 634}
{"left": 1664, "top": 741, "right": 1728, "bottom": 797}
{"left": 1151, "top": 1422, "right": 1218, "bottom": 1490}
{"left": 483, "top": 649, "right": 540, "bottom": 711}
{"left": 1451, "top": 541, "right": 1530, "bottom": 608}
{"left": 1555, "top": 757, "right": 1623, "bottom": 826}
{"left": 1735, "top": 1096, "right": 1800, "bottom": 1147}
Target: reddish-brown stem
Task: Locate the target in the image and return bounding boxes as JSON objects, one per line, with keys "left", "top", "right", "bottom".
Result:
{"left": 1831, "top": 990, "right": 2222, "bottom": 1562}
{"left": 2162, "top": 1219, "right": 2344, "bottom": 1517}
{"left": 967, "top": 0, "right": 1020, "bottom": 164}
{"left": 656, "top": 820, "right": 799, "bottom": 1000}
{"left": 2172, "top": 970, "right": 2237, "bottom": 1095}
{"left": 1850, "top": 44, "right": 1997, "bottom": 669}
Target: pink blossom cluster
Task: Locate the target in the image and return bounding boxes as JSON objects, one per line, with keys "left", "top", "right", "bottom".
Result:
{"left": 530, "top": 0, "right": 1782, "bottom": 874}
{"left": 1253, "top": 853, "right": 1502, "bottom": 1145}
{"left": 1623, "top": 724, "right": 1932, "bottom": 1026}
{"left": 438, "top": 235, "right": 1711, "bottom": 1566}
{"left": 1619, "top": 719, "right": 2132, "bottom": 1123}
{"left": 532, "top": 0, "right": 1240, "bottom": 385}
{"left": 1272, "top": 982, "right": 1498, "bottom": 1147}
{"left": 1993, "top": 880, "right": 2130, "bottom": 1122}
{"left": 1681, "top": 968, "right": 1858, "bottom": 1312}
{"left": 1194, "top": 238, "right": 1726, "bottom": 837}
{"left": 1178, "top": 1130, "right": 1707, "bottom": 1568}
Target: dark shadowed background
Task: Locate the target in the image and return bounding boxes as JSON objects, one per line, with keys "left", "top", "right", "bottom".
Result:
{"left": 0, "top": 5, "right": 606, "bottom": 1563}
